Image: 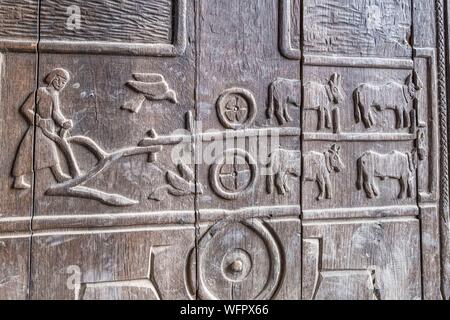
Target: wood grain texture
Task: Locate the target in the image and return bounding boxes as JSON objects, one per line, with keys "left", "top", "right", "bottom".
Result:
{"left": 304, "top": 0, "right": 412, "bottom": 57}
{"left": 0, "top": 0, "right": 38, "bottom": 300}
{"left": 0, "top": 0, "right": 448, "bottom": 300}
{"left": 40, "top": 0, "right": 173, "bottom": 43}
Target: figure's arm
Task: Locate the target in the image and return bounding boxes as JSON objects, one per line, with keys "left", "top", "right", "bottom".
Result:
{"left": 52, "top": 97, "right": 72, "bottom": 129}
{"left": 20, "top": 92, "right": 37, "bottom": 125}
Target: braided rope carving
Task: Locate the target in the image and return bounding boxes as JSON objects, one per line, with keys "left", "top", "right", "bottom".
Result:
{"left": 436, "top": 0, "right": 450, "bottom": 300}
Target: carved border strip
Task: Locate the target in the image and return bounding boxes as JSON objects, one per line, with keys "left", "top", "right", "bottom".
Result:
{"left": 0, "top": 217, "right": 31, "bottom": 233}
{"left": 304, "top": 55, "right": 414, "bottom": 69}
{"left": 0, "top": 0, "right": 187, "bottom": 56}
{"left": 279, "top": 0, "right": 300, "bottom": 60}
{"left": 31, "top": 211, "right": 195, "bottom": 231}
{"left": 436, "top": 0, "right": 450, "bottom": 300}
{"left": 198, "top": 205, "right": 301, "bottom": 222}
{"left": 303, "top": 133, "right": 416, "bottom": 142}
{"left": 414, "top": 48, "right": 439, "bottom": 202}
{"left": 302, "top": 205, "right": 419, "bottom": 221}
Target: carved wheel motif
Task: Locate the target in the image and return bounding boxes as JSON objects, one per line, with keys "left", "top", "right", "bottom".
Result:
{"left": 190, "top": 219, "right": 283, "bottom": 300}
{"left": 210, "top": 148, "right": 258, "bottom": 200}
{"left": 216, "top": 88, "right": 257, "bottom": 129}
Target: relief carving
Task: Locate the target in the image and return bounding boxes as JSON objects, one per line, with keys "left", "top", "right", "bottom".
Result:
{"left": 266, "top": 149, "right": 301, "bottom": 195}
{"left": 304, "top": 73, "right": 345, "bottom": 133}
{"left": 210, "top": 148, "right": 258, "bottom": 200}
{"left": 267, "top": 78, "right": 301, "bottom": 125}
{"left": 303, "top": 144, "right": 345, "bottom": 200}
{"left": 279, "top": 0, "right": 301, "bottom": 59}
{"left": 75, "top": 246, "right": 166, "bottom": 300}
{"left": 304, "top": 0, "right": 412, "bottom": 57}
{"left": 122, "top": 73, "right": 178, "bottom": 113}
{"left": 216, "top": 88, "right": 256, "bottom": 130}
{"left": 149, "top": 163, "right": 203, "bottom": 201}
{"left": 303, "top": 238, "right": 380, "bottom": 300}
{"left": 12, "top": 68, "right": 162, "bottom": 206}
{"left": 354, "top": 72, "right": 423, "bottom": 129}
{"left": 188, "top": 219, "right": 283, "bottom": 300}
{"left": 356, "top": 150, "right": 417, "bottom": 199}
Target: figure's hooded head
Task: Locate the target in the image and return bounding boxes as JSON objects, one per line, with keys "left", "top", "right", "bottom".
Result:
{"left": 45, "top": 68, "right": 70, "bottom": 91}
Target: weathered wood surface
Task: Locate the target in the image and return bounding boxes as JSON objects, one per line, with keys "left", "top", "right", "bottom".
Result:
{"left": 0, "top": 0, "right": 448, "bottom": 300}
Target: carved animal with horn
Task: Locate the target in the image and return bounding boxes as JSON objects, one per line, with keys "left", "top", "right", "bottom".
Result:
{"left": 303, "top": 145, "right": 345, "bottom": 200}
{"left": 354, "top": 71, "right": 423, "bottom": 129}
{"left": 304, "top": 73, "right": 345, "bottom": 133}
{"left": 356, "top": 150, "right": 417, "bottom": 199}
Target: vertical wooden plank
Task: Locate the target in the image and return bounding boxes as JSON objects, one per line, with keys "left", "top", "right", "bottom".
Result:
{"left": 0, "top": 0, "right": 39, "bottom": 299}
{"left": 195, "top": 0, "right": 301, "bottom": 300}
{"left": 28, "top": 0, "right": 197, "bottom": 300}
{"left": 301, "top": 0, "right": 423, "bottom": 300}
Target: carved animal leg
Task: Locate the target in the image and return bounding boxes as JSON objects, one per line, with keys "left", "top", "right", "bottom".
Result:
{"left": 14, "top": 175, "right": 31, "bottom": 189}
{"left": 282, "top": 102, "right": 293, "bottom": 123}
{"left": 325, "top": 175, "right": 333, "bottom": 199}
{"left": 363, "top": 180, "right": 375, "bottom": 198}
{"left": 398, "top": 177, "right": 406, "bottom": 199}
{"left": 371, "top": 180, "right": 379, "bottom": 197}
{"left": 324, "top": 108, "right": 332, "bottom": 129}
{"left": 51, "top": 164, "right": 72, "bottom": 183}
{"left": 275, "top": 173, "right": 286, "bottom": 195}
{"left": 332, "top": 108, "right": 340, "bottom": 133}
{"left": 407, "top": 177, "right": 414, "bottom": 198}
{"left": 367, "top": 110, "right": 375, "bottom": 127}
{"left": 317, "top": 107, "right": 325, "bottom": 130}
{"left": 403, "top": 109, "right": 411, "bottom": 128}
{"left": 316, "top": 178, "right": 325, "bottom": 200}
{"left": 283, "top": 174, "right": 291, "bottom": 194}
{"left": 395, "top": 107, "right": 403, "bottom": 129}
{"left": 360, "top": 106, "right": 373, "bottom": 128}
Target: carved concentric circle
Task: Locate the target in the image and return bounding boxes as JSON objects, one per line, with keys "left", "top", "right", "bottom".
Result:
{"left": 210, "top": 148, "right": 258, "bottom": 200}
{"left": 216, "top": 88, "right": 257, "bottom": 129}
{"left": 191, "top": 219, "right": 283, "bottom": 300}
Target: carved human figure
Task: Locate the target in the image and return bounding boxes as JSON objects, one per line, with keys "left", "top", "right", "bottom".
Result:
{"left": 356, "top": 150, "right": 416, "bottom": 199}
{"left": 354, "top": 72, "right": 423, "bottom": 129}
{"left": 267, "top": 78, "right": 301, "bottom": 125}
{"left": 304, "top": 73, "right": 345, "bottom": 133}
{"left": 266, "top": 149, "right": 301, "bottom": 195}
{"left": 303, "top": 145, "right": 345, "bottom": 200}
{"left": 12, "top": 68, "right": 73, "bottom": 189}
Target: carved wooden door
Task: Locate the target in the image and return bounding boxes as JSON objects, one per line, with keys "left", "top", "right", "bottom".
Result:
{"left": 0, "top": 0, "right": 448, "bottom": 300}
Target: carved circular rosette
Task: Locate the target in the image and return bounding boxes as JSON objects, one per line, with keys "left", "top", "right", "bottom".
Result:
{"left": 216, "top": 88, "right": 257, "bottom": 129}
{"left": 210, "top": 148, "right": 258, "bottom": 200}
{"left": 187, "top": 219, "right": 283, "bottom": 300}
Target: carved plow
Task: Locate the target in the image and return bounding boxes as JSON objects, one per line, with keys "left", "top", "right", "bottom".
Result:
{"left": 42, "top": 127, "right": 162, "bottom": 206}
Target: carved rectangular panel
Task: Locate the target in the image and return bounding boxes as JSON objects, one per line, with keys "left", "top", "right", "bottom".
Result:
{"left": 279, "top": 0, "right": 301, "bottom": 59}
{"left": 0, "top": 235, "right": 30, "bottom": 299}
{"left": 195, "top": 218, "right": 301, "bottom": 300}
{"left": 303, "top": 0, "right": 412, "bottom": 58}
{"left": 302, "top": 218, "right": 422, "bottom": 300}
{"left": 39, "top": 0, "right": 187, "bottom": 56}
{"left": 0, "top": 0, "right": 38, "bottom": 51}
{"left": 30, "top": 225, "right": 195, "bottom": 300}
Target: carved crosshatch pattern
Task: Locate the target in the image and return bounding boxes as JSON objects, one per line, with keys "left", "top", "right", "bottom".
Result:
{"left": 0, "top": 0, "right": 449, "bottom": 300}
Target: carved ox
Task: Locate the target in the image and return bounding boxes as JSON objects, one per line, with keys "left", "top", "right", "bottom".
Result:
{"left": 304, "top": 73, "right": 345, "bottom": 133}
{"left": 303, "top": 145, "right": 345, "bottom": 200}
{"left": 354, "top": 72, "right": 423, "bottom": 129}
{"left": 266, "top": 149, "right": 301, "bottom": 195}
{"left": 356, "top": 150, "right": 417, "bottom": 199}
{"left": 267, "top": 78, "right": 301, "bottom": 125}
